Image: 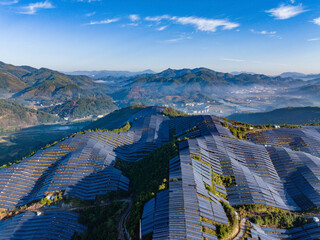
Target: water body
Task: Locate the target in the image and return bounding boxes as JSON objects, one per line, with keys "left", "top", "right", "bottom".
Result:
{"left": 0, "top": 121, "right": 91, "bottom": 166}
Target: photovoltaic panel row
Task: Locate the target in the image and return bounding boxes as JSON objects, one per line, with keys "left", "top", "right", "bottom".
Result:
{"left": 0, "top": 211, "right": 86, "bottom": 240}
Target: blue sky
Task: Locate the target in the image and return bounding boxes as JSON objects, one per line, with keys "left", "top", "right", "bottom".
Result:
{"left": 0, "top": 0, "right": 319, "bottom": 74}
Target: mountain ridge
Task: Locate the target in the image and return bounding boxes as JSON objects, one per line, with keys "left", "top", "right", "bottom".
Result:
{"left": 65, "top": 69, "right": 155, "bottom": 79}
{"left": 228, "top": 106, "right": 320, "bottom": 125}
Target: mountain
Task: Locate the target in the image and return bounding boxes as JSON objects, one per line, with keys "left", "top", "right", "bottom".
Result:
{"left": 0, "top": 61, "right": 119, "bottom": 121}
{"left": 42, "top": 97, "right": 117, "bottom": 120}
{"left": 11, "top": 68, "right": 106, "bottom": 105}
{"left": 83, "top": 104, "right": 147, "bottom": 130}
{"left": 0, "top": 62, "right": 114, "bottom": 105}
{"left": 230, "top": 71, "right": 256, "bottom": 75}
{"left": 0, "top": 71, "right": 27, "bottom": 92}
{"left": 0, "top": 61, "right": 32, "bottom": 92}
{"left": 66, "top": 69, "right": 155, "bottom": 79}
{"left": 1, "top": 62, "right": 320, "bottom": 119}
{"left": 228, "top": 106, "right": 320, "bottom": 125}
{"left": 132, "top": 68, "right": 303, "bottom": 86}
{"left": 0, "top": 99, "right": 59, "bottom": 129}
{"left": 1, "top": 106, "right": 320, "bottom": 239}
{"left": 289, "top": 84, "right": 320, "bottom": 102}
{"left": 280, "top": 72, "right": 320, "bottom": 80}
{"left": 0, "top": 61, "right": 36, "bottom": 80}
{"left": 112, "top": 68, "right": 304, "bottom": 108}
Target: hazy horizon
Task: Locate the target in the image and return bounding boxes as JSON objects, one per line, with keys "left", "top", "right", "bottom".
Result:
{"left": 2, "top": 59, "right": 320, "bottom": 76}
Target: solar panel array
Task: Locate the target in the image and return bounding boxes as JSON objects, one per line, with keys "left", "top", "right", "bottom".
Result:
{"left": 0, "top": 107, "right": 171, "bottom": 210}
{"left": 115, "top": 113, "right": 169, "bottom": 162}
{"left": 141, "top": 145, "right": 229, "bottom": 239}
{"left": 248, "top": 127, "right": 320, "bottom": 158}
{"left": 142, "top": 116, "right": 320, "bottom": 239}
{"left": 0, "top": 211, "right": 86, "bottom": 240}
{"left": 249, "top": 222, "right": 320, "bottom": 240}
{"left": 188, "top": 133, "right": 320, "bottom": 211}
{"left": 1, "top": 108, "right": 320, "bottom": 239}
{"left": 170, "top": 115, "right": 235, "bottom": 139}
{"left": 0, "top": 106, "right": 173, "bottom": 239}
{"left": 0, "top": 132, "right": 131, "bottom": 209}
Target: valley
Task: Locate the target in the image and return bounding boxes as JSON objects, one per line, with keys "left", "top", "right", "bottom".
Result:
{"left": 0, "top": 121, "right": 91, "bottom": 166}
{"left": 1, "top": 61, "right": 320, "bottom": 122}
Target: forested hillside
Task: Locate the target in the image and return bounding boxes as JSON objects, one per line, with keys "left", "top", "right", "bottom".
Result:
{"left": 0, "top": 99, "right": 59, "bottom": 130}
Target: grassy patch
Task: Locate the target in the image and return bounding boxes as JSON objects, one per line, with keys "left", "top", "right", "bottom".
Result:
{"left": 161, "top": 107, "right": 188, "bottom": 119}
{"left": 235, "top": 204, "right": 311, "bottom": 229}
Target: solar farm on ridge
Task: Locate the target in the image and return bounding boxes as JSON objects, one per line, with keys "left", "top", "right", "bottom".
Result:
{"left": 0, "top": 106, "right": 320, "bottom": 239}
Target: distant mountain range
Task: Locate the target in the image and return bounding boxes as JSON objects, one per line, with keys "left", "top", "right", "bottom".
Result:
{"left": 279, "top": 72, "right": 320, "bottom": 80}
{"left": 230, "top": 71, "right": 257, "bottom": 75}
{"left": 2, "top": 60, "right": 320, "bottom": 127}
{"left": 0, "top": 61, "right": 117, "bottom": 125}
{"left": 112, "top": 67, "right": 308, "bottom": 108}
{"left": 228, "top": 106, "right": 320, "bottom": 125}
{"left": 65, "top": 69, "right": 155, "bottom": 79}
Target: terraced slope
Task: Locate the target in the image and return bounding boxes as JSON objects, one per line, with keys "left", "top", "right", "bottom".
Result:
{"left": 141, "top": 114, "right": 320, "bottom": 240}
{"left": 249, "top": 222, "right": 320, "bottom": 240}
{"left": 0, "top": 211, "right": 86, "bottom": 240}
{"left": 248, "top": 126, "right": 320, "bottom": 157}
{"left": 0, "top": 106, "right": 170, "bottom": 211}
{"left": 0, "top": 132, "right": 130, "bottom": 209}
{"left": 1, "top": 106, "right": 320, "bottom": 240}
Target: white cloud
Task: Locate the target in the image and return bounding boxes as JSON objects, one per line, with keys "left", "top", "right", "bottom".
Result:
{"left": 127, "top": 22, "right": 139, "bottom": 27}
{"left": 266, "top": 4, "right": 306, "bottom": 20}
{"left": 164, "top": 36, "right": 192, "bottom": 43}
{"left": 145, "top": 15, "right": 171, "bottom": 22}
{"left": 250, "top": 29, "right": 282, "bottom": 39}
{"left": 19, "top": 1, "right": 54, "bottom": 14}
{"left": 307, "top": 38, "right": 320, "bottom": 41}
{"left": 221, "top": 58, "right": 245, "bottom": 62}
{"left": 145, "top": 15, "right": 239, "bottom": 32}
{"left": 0, "top": 0, "right": 18, "bottom": 5}
{"left": 157, "top": 25, "right": 167, "bottom": 31}
{"left": 250, "top": 29, "right": 277, "bottom": 35}
{"left": 77, "top": 0, "right": 101, "bottom": 2}
{"left": 129, "top": 14, "right": 140, "bottom": 21}
{"left": 313, "top": 17, "right": 320, "bottom": 26}
{"left": 290, "top": 0, "right": 295, "bottom": 3}
{"left": 85, "top": 11, "right": 96, "bottom": 17}
{"left": 174, "top": 16, "right": 239, "bottom": 32}
{"left": 88, "top": 18, "right": 119, "bottom": 25}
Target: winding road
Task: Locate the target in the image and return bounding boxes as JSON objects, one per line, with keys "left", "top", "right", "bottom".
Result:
{"left": 118, "top": 199, "right": 132, "bottom": 240}
{"left": 234, "top": 217, "right": 248, "bottom": 240}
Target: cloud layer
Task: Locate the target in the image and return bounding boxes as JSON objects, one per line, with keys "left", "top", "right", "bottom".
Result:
{"left": 0, "top": 0, "right": 18, "bottom": 5}
{"left": 88, "top": 18, "right": 119, "bottom": 25}
{"left": 129, "top": 14, "right": 140, "bottom": 21}
{"left": 251, "top": 29, "right": 277, "bottom": 35}
{"left": 266, "top": 4, "right": 306, "bottom": 20}
{"left": 20, "top": 1, "right": 54, "bottom": 14}
{"left": 313, "top": 17, "right": 320, "bottom": 26}
{"left": 145, "top": 15, "right": 239, "bottom": 32}
{"left": 174, "top": 16, "right": 239, "bottom": 32}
